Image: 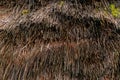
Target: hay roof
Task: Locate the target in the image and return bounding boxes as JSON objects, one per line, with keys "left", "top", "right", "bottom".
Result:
{"left": 0, "top": 0, "right": 120, "bottom": 80}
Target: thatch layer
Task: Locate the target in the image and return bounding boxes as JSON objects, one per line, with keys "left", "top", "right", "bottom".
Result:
{"left": 0, "top": 16, "right": 120, "bottom": 80}
{"left": 0, "top": 0, "right": 120, "bottom": 80}
{"left": 0, "top": 0, "right": 119, "bottom": 9}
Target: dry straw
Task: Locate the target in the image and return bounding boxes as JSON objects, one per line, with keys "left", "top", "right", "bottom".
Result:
{"left": 0, "top": 0, "right": 120, "bottom": 80}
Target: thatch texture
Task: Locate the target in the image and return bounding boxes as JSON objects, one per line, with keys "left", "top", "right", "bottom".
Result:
{"left": 0, "top": 0, "right": 120, "bottom": 80}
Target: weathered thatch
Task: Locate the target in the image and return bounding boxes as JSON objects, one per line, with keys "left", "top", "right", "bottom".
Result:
{"left": 0, "top": 0, "right": 120, "bottom": 80}
{"left": 0, "top": 0, "right": 119, "bottom": 9}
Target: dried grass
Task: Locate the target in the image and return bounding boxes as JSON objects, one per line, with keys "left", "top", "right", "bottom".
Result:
{"left": 0, "top": 0, "right": 120, "bottom": 80}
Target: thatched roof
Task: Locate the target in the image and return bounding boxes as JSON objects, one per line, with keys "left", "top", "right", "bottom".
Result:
{"left": 0, "top": 0, "right": 120, "bottom": 80}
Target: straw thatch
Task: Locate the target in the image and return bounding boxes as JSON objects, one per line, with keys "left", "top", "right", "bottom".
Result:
{"left": 0, "top": 0, "right": 120, "bottom": 80}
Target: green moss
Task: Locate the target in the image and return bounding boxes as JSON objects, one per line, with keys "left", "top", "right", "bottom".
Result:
{"left": 21, "top": 9, "right": 29, "bottom": 15}
{"left": 110, "top": 4, "right": 120, "bottom": 17}
{"left": 58, "top": 1, "right": 64, "bottom": 7}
